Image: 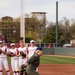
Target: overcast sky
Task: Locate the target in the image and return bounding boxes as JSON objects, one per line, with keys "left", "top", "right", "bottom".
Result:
{"left": 0, "top": 0, "right": 75, "bottom": 22}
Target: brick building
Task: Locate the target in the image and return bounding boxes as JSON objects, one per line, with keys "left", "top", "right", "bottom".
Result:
{"left": 0, "top": 16, "right": 20, "bottom": 42}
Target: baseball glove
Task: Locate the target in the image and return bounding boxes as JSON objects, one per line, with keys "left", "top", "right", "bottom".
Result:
{"left": 21, "top": 64, "right": 26, "bottom": 71}
{"left": 20, "top": 51, "right": 26, "bottom": 58}
{"left": 19, "top": 64, "right": 27, "bottom": 75}
{"left": 0, "top": 49, "right": 2, "bottom": 54}
{"left": 7, "top": 52, "right": 13, "bottom": 57}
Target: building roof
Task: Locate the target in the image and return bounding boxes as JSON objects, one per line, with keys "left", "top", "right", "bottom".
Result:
{"left": 31, "top": 12, "right": 47, "bottom": 14}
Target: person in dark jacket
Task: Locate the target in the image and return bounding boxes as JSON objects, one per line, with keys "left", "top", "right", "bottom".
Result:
{"left": 24, "top": 47, "right": 43, "bottom": 75}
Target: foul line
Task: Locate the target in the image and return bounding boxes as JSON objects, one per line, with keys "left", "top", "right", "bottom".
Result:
{"left": 41, "top": 56, "right": 75, "bottom": 63}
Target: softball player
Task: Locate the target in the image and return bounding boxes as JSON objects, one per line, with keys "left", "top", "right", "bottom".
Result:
{"left": 9, "top": 43, "right": 19, "bottom": 75}
{"left": 28, "top": 40, "right": 37, "bottom": 58}
{"left": 28, "top": 40, "right": 38, "bottom": 72}
{"left": 18, "top": 40, "right": 28, "bottom": 68}
{"left": 0, "top": 40, "right": 10, "bottom": 75}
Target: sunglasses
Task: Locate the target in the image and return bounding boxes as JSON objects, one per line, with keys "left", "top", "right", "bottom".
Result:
{"left": 31, "top": 42, "right": 35, "bottom": 43}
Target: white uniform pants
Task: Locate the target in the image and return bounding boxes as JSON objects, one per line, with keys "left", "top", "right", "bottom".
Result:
{"left": 19, "top": 58, "right": 26, "bottom": 68}
{"left": 0, "top": 57, "right": 9, "bottom": 71}
{"left": 11, "top": 58, "right": 19, "bottom": 71}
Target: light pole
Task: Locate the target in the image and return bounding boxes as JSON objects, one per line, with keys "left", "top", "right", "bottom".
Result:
{"left": 13, "top": 27, "right": 16, "bottom": 42}
{"left": 39, "top": 39, "right": 42, "bottom": 47}
{"left": 20, "top": 0, "right": 25, "bottom": 42}
{"left": 0, "top": 31, "right": 2, "bottom": 40}
{"left": 56, "top": 1, "right": 58, "bottom": 47}
{"left": 0, "top": 31, "right": 2, "bottom": 35}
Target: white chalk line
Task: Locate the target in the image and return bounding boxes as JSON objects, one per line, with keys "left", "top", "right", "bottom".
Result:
{"left": 41, "top": 56, "right": 75, "bottom": 63}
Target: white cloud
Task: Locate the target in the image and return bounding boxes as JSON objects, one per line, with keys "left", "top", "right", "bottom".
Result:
{"left": 58, "top": 1, "right": 75, "bottom": 21}
{"left": 25, "top": 0, "right": 75, "bottom": 22}
{"left": 0, "top": 0, "right": 75, "bottom": 22}
{"left": 0, "top": 0, "right": 20, "bottom": 18}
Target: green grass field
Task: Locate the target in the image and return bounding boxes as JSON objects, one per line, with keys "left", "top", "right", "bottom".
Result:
{"left": 40, "top": 55, "right": 75, "bottom": 64}
{"left": 7, "top": 55, "right": 75, "bottom": 64}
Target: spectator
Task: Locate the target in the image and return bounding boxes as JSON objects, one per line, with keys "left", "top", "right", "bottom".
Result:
{"left": 48, "top": 43, "right": 52, "bottom": 48}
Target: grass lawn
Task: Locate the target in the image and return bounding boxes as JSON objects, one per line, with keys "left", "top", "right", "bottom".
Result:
{"left": 7, "top": 55, "right": 75, "bottom": 64}
{"left": 40, "top": 55, "right": 75, "bottom": 64}
{"left": 7, "top": 57, "right": 11, "bottom": 64}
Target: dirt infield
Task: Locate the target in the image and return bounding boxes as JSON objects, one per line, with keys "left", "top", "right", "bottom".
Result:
{"left": 3, "top": 64, "right": 75, "bottom": 75}
{"left": 39, "top": 64, "right": 75, "bottom": 75}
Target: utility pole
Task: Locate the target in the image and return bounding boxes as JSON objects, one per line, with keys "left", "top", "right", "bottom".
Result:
{"left": 20, "top": 0, "right": 25, "bottom": 42}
